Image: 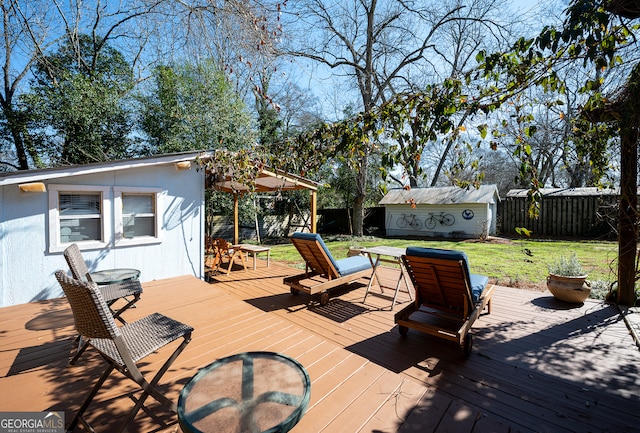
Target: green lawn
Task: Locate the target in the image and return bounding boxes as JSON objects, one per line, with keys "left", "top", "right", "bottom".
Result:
{"left": 265, "top": 235, "right": 620, "bottom": 296}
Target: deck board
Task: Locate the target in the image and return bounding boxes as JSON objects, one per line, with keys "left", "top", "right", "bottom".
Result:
{"left": 209, "top": 262, "right": 640, "bottom": 433}
{"left": 0, "top": 262, "right": 638, "bottom": 433}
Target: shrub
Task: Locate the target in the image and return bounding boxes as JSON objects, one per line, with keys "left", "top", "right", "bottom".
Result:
{"left": 548, "top": 253, "right": 585, "bottom": 277}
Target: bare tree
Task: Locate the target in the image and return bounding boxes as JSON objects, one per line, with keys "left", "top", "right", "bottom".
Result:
{"left": 0, "top": 0, "right": 55, "bottom": 170}
{"left": 280, "top": 0, "right": 512, "bottom": 235}
{"left": 276, "top": 82, "right": 323, "bottom": 136}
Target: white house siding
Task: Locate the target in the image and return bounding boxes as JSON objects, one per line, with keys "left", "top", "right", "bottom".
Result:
{"left": 0, "top": 162, "right": 205, "bottom": 308}
{"left": 385, "top": 203, "right": 491, "bottom": 238}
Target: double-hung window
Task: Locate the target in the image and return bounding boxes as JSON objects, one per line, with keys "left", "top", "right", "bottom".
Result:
{"left": 48, "top": 185, "right": 163, "bottom": 252}
{"left": 48, "top": 185, "right": 111, "bottom": 252}
{"left": 114, "top": 187, "right": 162, "bottom": 245}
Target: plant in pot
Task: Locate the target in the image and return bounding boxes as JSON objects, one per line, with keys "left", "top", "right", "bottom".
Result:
{"left": 347, "top": 245, "right": 366, "bottom": 257}
{"left": 547, "top": 253, "right": 591, "bottom": 303}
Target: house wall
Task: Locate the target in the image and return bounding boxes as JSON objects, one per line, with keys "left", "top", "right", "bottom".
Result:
{"left": 384, "top": 203, "right": 494, "bottom": 238}
{"left": 0, "top": 164, "right": 205, "bottom": 308}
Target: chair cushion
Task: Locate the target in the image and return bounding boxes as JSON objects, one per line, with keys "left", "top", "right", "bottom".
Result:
{"left": 469, "top": 273, "right": 489, "bottom": 304}
{"left": 291, "top": 232, "right": 340, "bottom": 272}
{"left": 405, "top": 246, "right": 488, "bottom": 304}
{"left": 334, "top": 255, "right": 372, "bottom": 276}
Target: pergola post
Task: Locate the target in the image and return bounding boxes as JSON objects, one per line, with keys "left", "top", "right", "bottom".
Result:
{"left": 233, "top": 193, "right": 239, "bottom": 245}
{"left": 310, "top": 190, "right": 317, "bottom": 233}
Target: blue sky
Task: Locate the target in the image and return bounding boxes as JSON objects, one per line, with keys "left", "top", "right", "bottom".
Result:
{"left": 282, "top": 0, "right": 555, "bottom": 121}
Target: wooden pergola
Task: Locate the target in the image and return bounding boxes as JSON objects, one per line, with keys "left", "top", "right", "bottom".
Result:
{"left": 206, "top": 166, "right": 320, "bottom": 244}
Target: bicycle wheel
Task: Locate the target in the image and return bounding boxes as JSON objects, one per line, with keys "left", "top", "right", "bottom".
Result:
{"left": 425, "top": 216, "right": 436, "bottom": 229}
{"left": 396, "top": 215, "right": 407, "bottom": 228}
{"left": 410, "top": 218, "right": 422, "bottom": 230}
{"left": 443, "top": 213, "right": 455, "bottom": 226}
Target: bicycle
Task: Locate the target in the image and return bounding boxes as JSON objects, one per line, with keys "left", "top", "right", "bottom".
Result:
{"left": 424, "top": 212, "right": 455, "bottom": 229}
{"left": 395, "top": 213, "right": 423, "bottom": 230}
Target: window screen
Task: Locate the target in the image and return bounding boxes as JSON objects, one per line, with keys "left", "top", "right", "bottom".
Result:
{"left": 122, "top": 193, "right": 156, "bottom": 238}
{"left": 59, "top": 193, "right": 102, "bottom": 242}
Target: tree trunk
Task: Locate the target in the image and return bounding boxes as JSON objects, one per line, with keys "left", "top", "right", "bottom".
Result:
{"left": 353, "top": 195, "right": 364, "bottom": 236}
{"left": 352, "top": 150, "right": 368, "bottom": 236}
{"left": 4, "top": 104, "right": 30, "bottom": 170}
{"left": 616, "top": 126, "right": 638, "bottom": 305}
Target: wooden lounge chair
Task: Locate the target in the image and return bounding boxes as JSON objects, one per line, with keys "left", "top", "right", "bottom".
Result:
{"left": 394, "top": 247, "right": 494, "bottom": 357}
{"left": 54, "top": 270, "right": 193, "bottom": 433}
{"left": 283, "top": 232, "right": 373, "bottom": 305}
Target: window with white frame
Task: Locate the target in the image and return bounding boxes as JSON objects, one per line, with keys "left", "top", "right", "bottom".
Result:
{"left": 114, "top": 187, "right": 162, "bottom": 245}
{"left": 60, "top": 193, "right": 102, "bottom": 240}
{"left": 48, "top": 184, "right": 163, "bottom": 252}
{"left": 48, "top": 184, "right": 111, "bottom": 252}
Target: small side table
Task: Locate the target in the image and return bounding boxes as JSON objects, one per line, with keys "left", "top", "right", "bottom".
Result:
{"left": 178, "top": 352, "right": 310, "bottom": 433}
{"left": 362, "top": 246, "right": 412, "bottom": 310}
{"left": 237, "top": 244, "right": 271, "bottom": 270}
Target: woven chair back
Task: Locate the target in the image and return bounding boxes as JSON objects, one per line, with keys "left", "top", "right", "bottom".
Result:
{"left": 55, "top": 270, "right": 120, "bottom": 340}
{"left": 63, "top": 243, "right": 91, "bottom": 282}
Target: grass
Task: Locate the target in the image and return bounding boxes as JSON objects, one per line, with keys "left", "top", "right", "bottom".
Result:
{"left": 264, "top": 235, "right": 621, "bottom": 293}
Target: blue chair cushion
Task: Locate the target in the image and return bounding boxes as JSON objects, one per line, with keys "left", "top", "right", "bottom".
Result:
{"left": 469, "top": 273, "right": 489, "bottom": 304}
{"left": 335, "top": 255, "right": 372, "bottom": 276}
{"left": 405, "top": 246, "right": 488, "bottom": 304}
{"left": 291, "top": 232, "right": 371, "bottom": 276}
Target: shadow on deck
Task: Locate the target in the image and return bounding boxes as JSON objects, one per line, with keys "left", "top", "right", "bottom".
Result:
{"left": 0, "top": 261, "right": 638, "bottom": 433}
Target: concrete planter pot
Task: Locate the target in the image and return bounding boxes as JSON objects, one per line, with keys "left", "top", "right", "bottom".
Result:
{"left": 347, "top": 247, "right": 366, "bottom": 257}
{"left": 546, "top": 274, "right": 591, "bottom": 303}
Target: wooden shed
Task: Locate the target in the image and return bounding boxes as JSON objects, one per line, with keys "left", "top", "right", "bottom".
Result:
{"left": 379, "top": 185, "right": 500, "bottom": 239}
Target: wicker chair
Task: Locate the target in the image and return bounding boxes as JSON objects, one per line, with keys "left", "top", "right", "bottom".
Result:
{"left": 63, "top": 243, "right": 142, "bottom": 323}
{"left": 64, "top": 244, "right": 144, "bottom": 364}
{"left": 54, "top": 270, "right": 193, "bottom": 433}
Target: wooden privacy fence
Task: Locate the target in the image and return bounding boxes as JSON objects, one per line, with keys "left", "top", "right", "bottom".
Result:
{"left": 317, "top": 207, "right": 386, "bottom": 236}
{"left": 207, "top": 191, "right": 626, "bottom": 241}
{"left": 499, "top": 190, "right": 619, "bottom": 239}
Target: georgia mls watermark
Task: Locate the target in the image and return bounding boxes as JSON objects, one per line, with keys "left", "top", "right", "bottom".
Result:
{"left": 0, "top": 412, "right": 64, "bottom": 433}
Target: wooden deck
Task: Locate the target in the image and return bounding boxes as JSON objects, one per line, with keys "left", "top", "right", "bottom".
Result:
{"left": 1, "top": 261, "right": 639, "bottom": 433}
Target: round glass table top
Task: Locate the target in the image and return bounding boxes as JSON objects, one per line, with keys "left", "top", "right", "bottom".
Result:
{"left": 178, "top": 352, "right": 310, "bottom": 433}
{"left": 89, "top": 268, "right": 140, "bottom": 285}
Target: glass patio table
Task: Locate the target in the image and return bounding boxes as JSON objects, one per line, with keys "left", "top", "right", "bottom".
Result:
{"left": 178, "top": 352, "right": 310, "bottom": 433}
{"left": 89, "top": 268, "right": 140, "bottom": 285}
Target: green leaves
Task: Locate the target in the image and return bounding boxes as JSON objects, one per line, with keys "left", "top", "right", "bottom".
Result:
{"left": 139, "top": 61, "right": 254, "bottom": 155}
{"left": 478, "top": 124, "right": 488, "bottom": 140}
{"left": 24, "top": 34, "right": 135, "bottom": 165}
{"left": 523, "top": 125, "right": 537, "bottom": 138}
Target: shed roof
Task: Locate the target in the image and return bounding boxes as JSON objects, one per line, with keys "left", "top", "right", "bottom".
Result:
{"left": 505, "top": 187, "right": 623, "bottom": 198}
{"left": 379, "top": 185, "right": 500, "bottom": 206}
